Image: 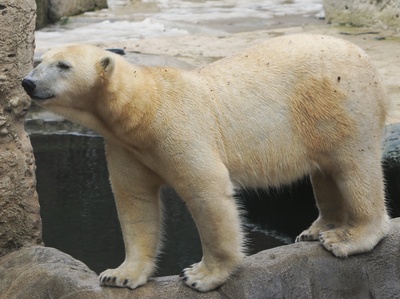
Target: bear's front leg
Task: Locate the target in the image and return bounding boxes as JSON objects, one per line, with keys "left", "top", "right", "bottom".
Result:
{"left": 173, "top": 162, "right": 245, "bottom": 292}
{"left": 99, "top": 143, "right": 164, "bottom": 289}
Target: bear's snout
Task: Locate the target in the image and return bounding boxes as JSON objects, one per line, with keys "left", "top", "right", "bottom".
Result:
{"left": 21, "top": 78, "right": 36, "bottom": 96}
{"left": 21, "top": 76, "right": 55, "bottom": 101}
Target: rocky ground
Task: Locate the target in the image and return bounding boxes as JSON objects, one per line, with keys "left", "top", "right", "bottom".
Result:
{"left": 1, "top": 218, "right": 400, "bottom": 298}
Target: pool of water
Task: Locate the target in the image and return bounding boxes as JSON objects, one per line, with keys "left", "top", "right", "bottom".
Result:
{"left": 35, "top": 0, "right": 324, "bottom": 52}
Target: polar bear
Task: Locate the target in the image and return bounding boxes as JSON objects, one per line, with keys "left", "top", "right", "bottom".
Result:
{"left": 22, "top": 34, "right": 389, "bottom": 292}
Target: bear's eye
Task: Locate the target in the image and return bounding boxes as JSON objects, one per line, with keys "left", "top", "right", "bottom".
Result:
{"left": 57, "top": 61, "right": 71, "bottom": 70}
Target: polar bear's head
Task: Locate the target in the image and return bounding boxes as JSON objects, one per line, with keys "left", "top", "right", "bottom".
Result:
{"left": 22, "top": 45, "right": 116, "bottom": 109}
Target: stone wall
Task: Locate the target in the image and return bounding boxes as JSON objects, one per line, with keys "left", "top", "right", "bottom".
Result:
{"left": 323, "top": 0, "right": 400, "bottom": 29}
{"left": 36, "top": 0, "right": 108, "bottom": 29}
{"left": 0, "top": 0, "right": 42, "bottom": 256}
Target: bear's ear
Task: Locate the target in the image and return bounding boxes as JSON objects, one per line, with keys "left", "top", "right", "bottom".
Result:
{"left": 98, "top": 56, "right": 115, "bottom": 78}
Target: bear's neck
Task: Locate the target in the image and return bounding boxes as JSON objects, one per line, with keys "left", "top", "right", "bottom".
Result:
{"left": 93, "top": 65, "right": 178, "bottom": 149}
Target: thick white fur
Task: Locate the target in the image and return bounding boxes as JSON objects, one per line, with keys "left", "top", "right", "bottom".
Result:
{"left": 24, "top": 34, "right": 389, "bottom": 292}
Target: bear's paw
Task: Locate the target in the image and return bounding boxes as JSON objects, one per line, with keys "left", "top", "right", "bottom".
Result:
{"left": 179, "top": 260, "right": 237, "bottom": 292}
{"left": 99, "top": 261, "right": 154, "bottom": 290}
{"left": 318, "top": 221, "right": 389, "bottom": 257}
{"left": 296, "top": 219, "right": 340, "bottom": 242}
{"left": 296, "top": 229, "right": 320, "bottom": 242}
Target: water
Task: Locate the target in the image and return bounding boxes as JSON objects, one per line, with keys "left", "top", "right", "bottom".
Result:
{"left": 35, "top": 0, "right": 324, "bottom": 52}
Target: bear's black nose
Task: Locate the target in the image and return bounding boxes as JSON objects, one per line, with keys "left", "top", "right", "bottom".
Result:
{"left": 21, "top": 78, "right": 36, "bottom": 95}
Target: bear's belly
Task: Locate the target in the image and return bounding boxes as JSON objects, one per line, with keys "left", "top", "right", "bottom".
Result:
{"left": 222, "top": 141, "right": 313, "bottom": 188}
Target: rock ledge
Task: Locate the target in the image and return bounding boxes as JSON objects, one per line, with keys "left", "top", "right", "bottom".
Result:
{"left": 1, "top": 218, "right": 400, "bottom": 298}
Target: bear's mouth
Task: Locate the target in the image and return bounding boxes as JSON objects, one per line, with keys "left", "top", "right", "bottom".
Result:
{"left": 31, "top": 95, "right": 55, "bottom": 101}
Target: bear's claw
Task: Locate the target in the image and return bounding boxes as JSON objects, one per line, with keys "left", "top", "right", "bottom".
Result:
{"left": 296, "top": 230, "right": 320, "bottom": 242}
{"left": 179, "top": 261, "right": 237, "bottom": 292}
{"left": 99, "top": 262, "right": 153, "bottom": 290}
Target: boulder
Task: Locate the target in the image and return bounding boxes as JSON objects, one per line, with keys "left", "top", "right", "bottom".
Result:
{"left": 323, "top": 0, "right": 400, "bottom": 29}
{"left": 1, "top": 218, "right": 400, "bottom": 298}
{"left": 0, "top": 246, "right": 218, "bottom": 299}
{"left": 48, "top": 0, "right": 108, "bottom": 24}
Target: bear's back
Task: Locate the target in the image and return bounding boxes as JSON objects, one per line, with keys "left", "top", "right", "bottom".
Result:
{"left": 191, "top": 34, "right": 387, "bottom": 187}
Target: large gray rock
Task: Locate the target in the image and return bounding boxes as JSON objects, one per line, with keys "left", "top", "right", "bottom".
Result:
{"left": 0, "top": 0, "right": 42, "bottom": 257}
{"left": 48, "top": 0, "right": 108, "bottom": 23}
{"left": 0, "top": 246, "right": 219, "bottom": 299}
{"left": 1, "top": 218, "right": 400, "bottom": 298}
{"left": 323, "top": 0, "right": 400, "bottom": 29}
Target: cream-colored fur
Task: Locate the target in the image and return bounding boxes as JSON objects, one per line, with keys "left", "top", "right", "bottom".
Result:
{"left": 23, "top": 34, "right": 390, "bottom": 292}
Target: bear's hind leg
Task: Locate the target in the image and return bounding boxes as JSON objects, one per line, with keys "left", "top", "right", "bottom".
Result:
{"left": 317, "top": 149, "right": 390, "bottom": 257}
{"left": 296, "top": 172, "right": 347, "bottom": 242}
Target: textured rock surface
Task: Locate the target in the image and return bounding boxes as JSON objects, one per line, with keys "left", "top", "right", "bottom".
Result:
{"left": 48, "top": 0, "right": 108, "bottom": 23}
{"left": 0, "top": 0, "right": 42, "bottom": 257}
{"left": 1, "top": 219, "right": 400, "bottom": 298}
{"left": 323, "top": 0, "right": 400, "bottom": 29}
